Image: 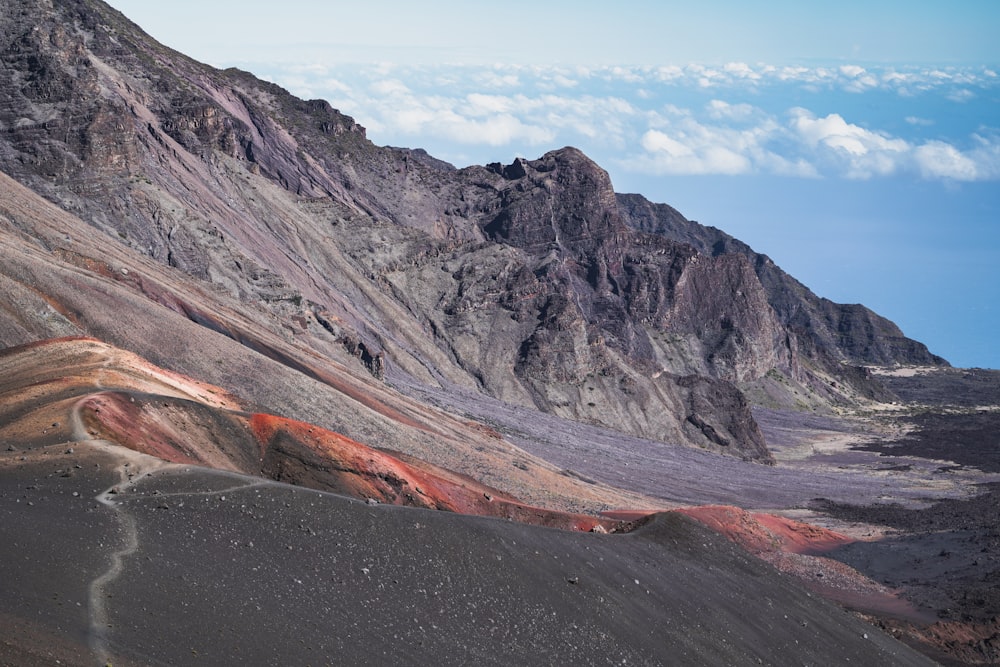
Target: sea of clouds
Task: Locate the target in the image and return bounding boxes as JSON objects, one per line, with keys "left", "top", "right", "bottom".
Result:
{"left": 259, "top": 62, "right": 999, "bottom": 183}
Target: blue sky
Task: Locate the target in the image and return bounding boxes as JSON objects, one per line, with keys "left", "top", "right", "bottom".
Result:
{"left": 109, "top": 1, "right": 1000, "bottom": 368}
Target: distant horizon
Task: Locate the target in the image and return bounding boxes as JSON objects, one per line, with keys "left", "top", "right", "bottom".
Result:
{"left": 106, "top": 1, "right": 1000, "bottom": 369}
{"left": 112, "top": 1, "right": 1000, "bottom": 68}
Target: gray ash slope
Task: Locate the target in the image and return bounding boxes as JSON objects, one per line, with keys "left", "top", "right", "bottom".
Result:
{"left": 0, "top": 444, "right": 936, "bottom": 667}
{"left": 0, "top": 0, "right": 942, "bottom": 462}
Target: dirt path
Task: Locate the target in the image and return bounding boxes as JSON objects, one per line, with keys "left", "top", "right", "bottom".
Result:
{"left": 69, "top": 390, "right": 173, "bottom": 663}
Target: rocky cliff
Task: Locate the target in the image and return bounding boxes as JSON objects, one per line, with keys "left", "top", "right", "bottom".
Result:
{"left": 617, "top": 194, "right": 946, "bottom": 370}
{"left": 0, "top": 0, "right": 944, "bottom": 463}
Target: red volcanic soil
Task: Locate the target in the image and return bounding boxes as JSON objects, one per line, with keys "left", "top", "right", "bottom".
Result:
{"left": 249, "top": 412, "right": 456, "bottom": 510}
{"left": 752, "top": 512, "right": 856, "bottom": 554}
{"left": 79, "top": 393, "right": 220, "bottom": 467}
{"left": 78, "top": 392, "right": 620, "bottom": 531}
{"left": 677, "top": 505, "right": 854, "bottom": 556}
{"left": 76, "top": 391, "right": 620, "bottom": 532}
{"left": 248, "top": 413, "right": 617, "bottom": 532}
{"left": 676, "top": 505, "right": 934, "bottom": 624}
{"left": 1, "top": 336, "right": 617, "bottom": 533}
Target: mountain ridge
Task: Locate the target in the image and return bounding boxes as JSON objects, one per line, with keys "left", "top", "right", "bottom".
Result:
{"left": 0, "top": 0, "right": 944, "bottom": 463}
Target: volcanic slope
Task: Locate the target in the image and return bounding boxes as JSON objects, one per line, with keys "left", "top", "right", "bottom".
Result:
{"left": 0, "top": 335, "right": 622, "bottom": 530}
{"left": 0, "top": 336, "right": 937, "bottom": 666}
{"left": 0, "top": 0, "right": 944, "bottom": 462}
{"left": 0, "top": 168, "right": 976, "bottom": 517}
{"left": 0, "top": 182, "right": 961, "bottom": 664}
{"left": 0, "top": 169, "right": 656, "bottom": 515}
{"left": 0, "top": 446, "right": 936, "bottom": 667}
{"left": 812, "top": 368, "right": 1000, "bottom": 666}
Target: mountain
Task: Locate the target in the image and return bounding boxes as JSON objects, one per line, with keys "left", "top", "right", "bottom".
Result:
{"left": 0, "top": 1, "right": 984, "bottom": 665}
{"left": 0, "top": 0, "right": 944, "bottom": 465}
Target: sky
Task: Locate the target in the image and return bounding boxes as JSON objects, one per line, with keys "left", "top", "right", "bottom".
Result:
{"left": 108, "top": 1, "right": 1000, "bottom": 369}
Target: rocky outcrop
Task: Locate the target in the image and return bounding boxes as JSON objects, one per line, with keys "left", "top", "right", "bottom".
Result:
{"left": 617, "top": 193, "right": 947, "bottom": 369}
{"left": 363, "top": 149, "right": 773, "bottom": 457}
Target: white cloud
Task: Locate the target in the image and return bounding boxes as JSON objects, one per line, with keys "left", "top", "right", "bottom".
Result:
{"left": 386, "top": 105, "right": 437, "bottom": 134}
{"left": 258, "top": 61, "right": 999, "bottom": 182}
{"left": 787, "top": 110, "right": 1000, "bottom": 182}
{"left": 723, "top": 62, "right": 761, "bottom": 81}
{"left": 638, "top": 114, "right": 816, "bottom": 177}
{"left": 370, "top": 79, "right": 411, "bottom": 96}
{"left": 607, "top": 66, "right": 644, "bottom": 84}
{"left": 706, "top": 100, "right": 757, "bottom": 121}
{"left": 633, "top": 106, "right": 996, "bottom": 182}
{"left": 638, "top": 129, "right": 751, "bottom": 175}
{"left": 641, "top": 130, "right": 693, "bottom": 158}
{"left": 913, "top": 141, "right": 980, "bottom": 180}
{"left": 631, "top": 109, "right": 795, "bottom": 177}
{"left": 751, "top": 151, "right": 820, "bottom": 178}
{"left": 653, "top": 65, "right": 684, "bottom": 82}
{"left": 549, "top": 73, "right": 579, "bottom": 88}
{"left": 778, "top": 66, "right": 810, "bottom": 81}
{"left": 474, "top": 71, "right": 521, "bottom": 89}
{"left": 837, "top": 65, "right": 879, "bottom": 91}
{"left": 970, "top": 133, "right": 1000, "bottom": 179}
{"left": 443, "top": 114, "right": 555, "bottom": 147}
{"left": 465, "top": 93, "right": 516, "bottom": 115}
{"left": 789, "top": 109, "right": 909, "bottom": 177}
{"left": 790, "top": 110, "right": 905, "bottom": 154}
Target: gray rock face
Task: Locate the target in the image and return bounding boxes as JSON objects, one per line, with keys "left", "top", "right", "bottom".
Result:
{"left": 0, "top": 0, "right": 944, "bottom": 462}
{"left": 617, "top": 193, "right": 947, "bottom": 370}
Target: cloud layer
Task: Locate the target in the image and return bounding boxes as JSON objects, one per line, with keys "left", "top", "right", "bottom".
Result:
{"left": 262, "top": 62, "right": 1000, "bottom": 182}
